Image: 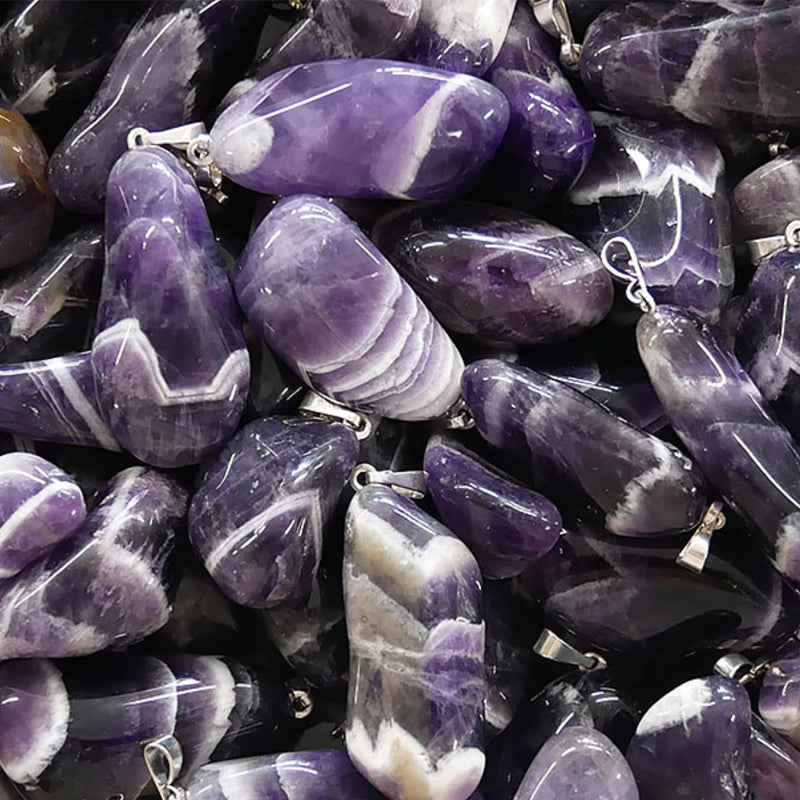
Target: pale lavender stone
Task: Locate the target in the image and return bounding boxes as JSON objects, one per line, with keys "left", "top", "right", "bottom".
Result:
{"left": 752, "top": 715, "right": 800, "bottom": 800}
{"left": 461, "top": 359, "right": 707, "bottom": 538}
{"left": 759, "top": 641, "right": 800, "bottom": 747}
{"left": 189, "top": 417, "right": 358, "bottom": 609}
{"left": 424, "top": 435, "right": 562, "bottom": 579}
{"left": 513, "top": 726, "right": 638, "bottom": 800}
{"left": 235, "top": 195, "right": 463, "bottom": 421}
{"left": 565, "top": 112, "right": 733, "bottom": 322}
{"left": 210, "top": 60, "right": 509, "bottom": 200}
{"left": 48, "top": 0, "right": 267, "bottom": 214}
{"left": 485, "top": 4, "right": 595, "bottom": 209}
{"left": 372, "top": 202, "right": 613, "bottom": 346}
{"left": 92, "top": 146, "right": 249, "bottom": 468}
{"left": 638, "top": 305, "right": 800, "bottom": 586}
{"left": 0, "top": 453, "right": 85, "bottom": 579}
{"left": 0, "top": 467, "right": 186, "bottom": 659}
{"left": 344, "top": 485, "right": 485, "bottom": 800}
{"left": 626, "top": 677, "right": 751, "bottom": 800}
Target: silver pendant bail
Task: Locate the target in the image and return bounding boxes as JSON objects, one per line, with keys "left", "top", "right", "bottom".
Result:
{"left": 350, "top": 463, "right": 427, "bottom": 500}
{"left": 746, "top": 219, "right": 800, "bottom": 264}
{"left": 298, "top": 391, "right": 373, "bottom": 440}
{"left": 533, "top": 628, "right": 607, "bottom": 672}
{"left": 676, "top": 500, "right": 726, "bottom": 574}
{"left": 144, "top": 736, "right": 185, "bottom": 800}
{"left": 530, "top": 0, "right": 582, "bottom": 69}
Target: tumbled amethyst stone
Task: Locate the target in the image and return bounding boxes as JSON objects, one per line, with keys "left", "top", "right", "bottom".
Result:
{"left": 752, "top": 715, "right": 800, "bottom": 800}
{"left": 424, "top": 435, "right": 562, "bottom": 579}
{"left": 0, "top": 453, "right": 85, "bottom": 579}
{"left": 235, "top": 195, "right": 463, "bottom": 421}
{"left": 627, "top": 677, "right": 751, "bottom": 800}
{"left": 92, "top": 146, "right": 249, "bottom": 468}
{"left": 344, "top": 485, "right": 485, "bottom": 800}
{"left": 759, "top": 641, "right": 800, "bottom": 747}
{"left": 210, "top": 59, "right": 509, "bottom": 199}
{"left": 485, "top": 3, "right": 594, "bottom": 209}
{"left": 189, "top": 416, "right": 358, "bottom": 609}
{"left": 580, "top": 2, "right": 800, "bottom": 131}
{"left": 462, "top": 359, "right": 707, "bottom": 538}
{"left": 372, "top": 202, "right": 612, "bottom": 346}
{"left": 565, "top": 112, "right": 733, "bottom": 321}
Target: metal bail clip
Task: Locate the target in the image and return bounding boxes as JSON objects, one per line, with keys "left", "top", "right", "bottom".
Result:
{"left": 531, "top": 0, "right": 582, "bottom": 69}
{"left": 713, "top": 653, "right": 769, "bottom": 684}
{"left": 350, "top": 463, "right": 427, "bottom": 500}
{"left": 298, "top": 391, "right": 373, "bottom": 440}
{"left": 533, "top": 628, "right": 607, "bottom": 671}
{"left": 144, "top": 736, "right": 186, "bottom": 800}
{"left": 442, "top": 398, "right": 475, "bottom": 431}
{"left": 676, "top": 500, "right": 726, "bottom": 574}
{"left": 746, "top": 219, "right": 800, "bottom": 264}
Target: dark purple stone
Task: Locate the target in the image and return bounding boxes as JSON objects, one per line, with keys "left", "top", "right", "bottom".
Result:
{"left": 564, "top": 112, "right": 733, "bottom": 322}
{"left": 92, "top": 146, "right": 249, "bottom": 468}
{"left": 210, "top": 60, "right": 509, "bottom": 200}
{"left": 461, "top": 359, "right": 707, "bottom": 537}
{"left": 372, "top": 202, "right": 612, "bottom": 346}
{"left": 759, "top": 641, "right": 800, "bottom": 747}
{"left": 752, "top": 714, "right": 800, "bottom": 800}
{"left": 626, "top": 676, "right": 751, "bottom": 800}
{"left": 638, "top": 305, "right": 800, "bottom": 586}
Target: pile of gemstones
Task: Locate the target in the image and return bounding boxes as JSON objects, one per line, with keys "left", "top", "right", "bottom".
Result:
{"left": 1, "top": 0, "right": 800, "bottom": 798}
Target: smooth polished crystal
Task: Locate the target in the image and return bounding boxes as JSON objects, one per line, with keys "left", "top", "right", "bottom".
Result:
{"left": 235, "top": 195, "right": 463, "bottom": 421}
{"left": 93, "top": 146, "right": 249, "bottom": 468}
{"left": 190, "top": 416, "right": 358, "bottom": 609}
{"left": 344, "top": 485, "right": 485, "bottom": 800}
{"left": 48, "top": 0, "right": 266, "bottom": 214}
{"left": 759, "top": 641, "right": 800, "bottom": 747}
{"left": 626, "top": 677, "right": 751, "bottom": 800}
{"left": 514, "top": 726, "right": 638, "bottom": 800}
{"left": 638, "top": 305, "right": 800, "bottom": 586}
{"left": 485, "top": 4, "right": 594, "bottom": 209}
{"left": 565, "top": 112, "right": 733, "bottom": 321}
{"left": 752, "top": 715, "right": 800, "bottom": 800}
{"left": 372, "top": 202, "right": 612, "bottom": 346}
{"left": 210, "top": 60, "right": 509, "bottom": 200}
{"left": 0, "top": 453, "right": 85, "bottom": 579}
{"left": 0, "top": 224, "right": 103, "bottom": 362}
{"left": 0, "top": 467, "right": 186, "bottom": 659}
{"left": 580, "top": 2, "right": 800, "bottom": 131}
{"left": 462, "top": 359, "right": 706, "bottom": 537}
{"left": 0, "top": 109, "right": 54, "bottom": 271}
{"left": 424, "top": 435, "right": 562, "bottom": 578}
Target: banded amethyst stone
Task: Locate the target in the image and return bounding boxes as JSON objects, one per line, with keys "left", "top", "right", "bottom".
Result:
{"left": 424, "top": 436, "right": 562, "bottom": 579}
{"left": 235, "top": 195, "right": 463, "bottom": 421}
{"left": 580, "top": 2, "right": 800, "bottom": 131}
{"left": 210, "top": 60, "right": 509, "bottom": 200}
{"left": 189, "top": 417, "right": 358, "bottom": 609}
{"left": 0, "top": 467, "right": 186, "bottom": 659}
{"left": 344, "top": 485, "right": 485, "bottom": 800}
{"left": 48, "top": 0, "right": 266, "bottom": 214}
{"left": 93, "top": 146, "right": 249, "bottom": 468}
{"left": 626, "top": 677, "right": 751, "bottom": 800}
{"left": 0, "top": 453, "right": 85, "bottom": 579}
{"left": 513, "top": 726, "right": 638, "bottom": 800}
{"left": 759, "top": 641, "right": 800, "bottom": 747}
{"left": 462, "top": 360, "right": 707, "bottom": 538}
{"left": 485, "top": 4, "right": 595, "bottom": 209}
{"left": 638, "top": 305, "right": 800, "bottom": 586}
{"left": 565, "top": 112, "right": 733, "bottom": 321}
{"left": 372, "top": 203, "right": 612, "bottom": 346}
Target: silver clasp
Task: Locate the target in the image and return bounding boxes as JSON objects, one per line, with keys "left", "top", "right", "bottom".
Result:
{"left": 713, "top": 653, "right": 769, "bottom": 684}
{"left": 298, "top": 391, "right": 373, "bottom": 441}
{"left": 287, "top": 678, "right": 314, "bottom": 719}
{"left": 600, "top": 237, "right": 657, "bottom": 313}
{"left": 676, "top": 501, "right": 726, "bottom": 574}
{"left": 350, "top": 463, "right": 427, "bottom": 499}
{"left": 746, "top": 219, "right": 800, "bottom": 264}
{"left": 533, "top": 628, "right": 607, "bottom": 671}
{"left": 531, "top": 0, "right": 582, "bottom": 69}
{"left": 442, "top": 398, "right": 475, "bottom": 431}
{"left": 144, "top": 736, "right": 185, "bottom": 800}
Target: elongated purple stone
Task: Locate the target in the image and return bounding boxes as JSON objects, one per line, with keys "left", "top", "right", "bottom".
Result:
{"left": 462, "top": 359, "right": 706, "bottom": 537}
{"left": 759, "top": 641, "right": 800, "bottom": 747}
{"left": 235, "top": 195, "right": 463, "bottom": 421}
{"left": 513, "top": 726, "right": 638, "bottom": 800}
{"left": 0, "top": 467, "right": 186, "bottom": 659}
{"left": 189, "top": 416, "right": 358, "bottom": 609}
{"left": 210, "top": 60, "right": 509, "bottom": 200}
{"left": 626, "top": 677, "right": 751, "bottom": 800}
{"left": 638, "top": 305, "right": 800, "bottom": 586}
{"left": 92, "top": 146, "right": 249, "bottom": 468}
{"left": 48, "top": 0, "right": 266, "bottom": 214}
{"left": 344, "top": 485, "right": 485, "bottom": 800}
{"left": 0, "top": 453, "right": 85, "bottom": 579}
{"left": 485, "top": 4, "right": 595, "bottom": 209}
{"left": 752, "top": 714, "right": 800, "bottom": 800}
{"left": 372, "top": 202, "right": 612, "bottom": 346}
{"left": 424, "top": 435, "right": 562, "bottom": 579}
{"left": 565, "top": 112, "right": 733, "bottom": 321}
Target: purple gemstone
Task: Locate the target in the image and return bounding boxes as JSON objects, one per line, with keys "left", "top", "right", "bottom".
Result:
{"left": 372, "top": 202, "right": 612, "bottom": 346}
{"left": 210, "top": 60, "right": 509, "bottom": 200}
{"left": 759, "top": 641, "right": 800, "bottom": 747}
{"left": 93, "top": 146, "right": 249, "bottom": 468}
{"left": 235, "top": 195, "right": 463, "bottom": 421}
{"left": 752, "top": 714, "right": 800, "bottom": 800}
{"left": 344, "top": 485, "right": 485, "bottom": 800}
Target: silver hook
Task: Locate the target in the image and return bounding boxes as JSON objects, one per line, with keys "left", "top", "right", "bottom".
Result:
{"left": 350, "top": 463, "right": 427, "bottom": 499}
{"left": 530, "top": 0, "right": 582, "bottom": 68}
{"left": 600, "top": 237, "right": 657, "bottom": 313}
{"left": 746, "top": 218, "right": 800, "bottom": 264}
{"left": 676, "top": 500, "right": 726, "bottom": 574}
{"left": 713, "top": 653, "right": 770, "bottom": 684}
{"left": 144, "top": 736, "right": 185, "bottom": 800}
{"left": 298, "top": 391, "right": 373, "bottom": 441}
{"left": 533, "top": 628, "right": 607, "bottom": 672}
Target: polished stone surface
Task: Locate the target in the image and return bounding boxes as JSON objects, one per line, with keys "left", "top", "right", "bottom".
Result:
{"left": 759, "top": 641, "right": 800, "bottom": 748}
{"left": 752, "top": 714, "right": 800, "bottom": 800}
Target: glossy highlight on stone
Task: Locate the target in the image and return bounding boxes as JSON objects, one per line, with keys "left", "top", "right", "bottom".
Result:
{"left": 235, "top": 195, "right": 463, "bottom": 421}
{"left": 372, "top": 202, "right": 612, "bottom": 346}
{"left": 759, "top": 641, "right": 800, "bottom": 748}
{"left": 211, "top": 60, "right": 509, "bottom": 200}
{"left": 752, "top": 714, "right": 800, "bottom": 800}
{"left": 344, "top": 485, "right": 485, "bottom": 800}
{"left": 93, "top": 146, "right": 249, "bottom": 468}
